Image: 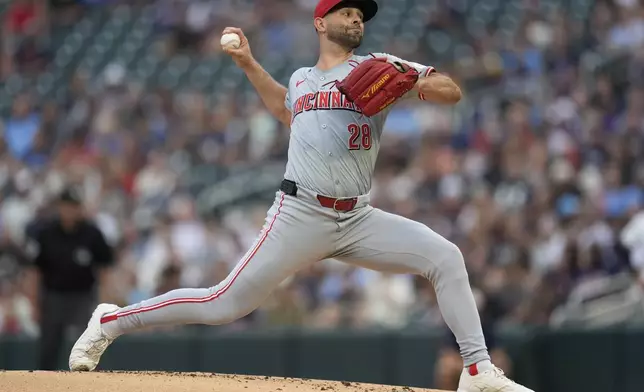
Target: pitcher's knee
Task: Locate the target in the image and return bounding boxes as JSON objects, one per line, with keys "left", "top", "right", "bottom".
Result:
{"left": 427, "top": 240, "right": 468, "bottom": 284}
{"left": 200, "top": 288, "right": 260, "bottom": 326}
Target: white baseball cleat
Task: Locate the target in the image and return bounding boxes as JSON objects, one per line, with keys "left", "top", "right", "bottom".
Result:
{"left": 69, "top": 303, "right": 120, "bottom": 371}
{"left": 457, "top": 366, "right": 535, "bottom": 392}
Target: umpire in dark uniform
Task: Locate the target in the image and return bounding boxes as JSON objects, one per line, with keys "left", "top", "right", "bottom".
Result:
{"left": 26, "top": 186, "right": 114, "bottom": 370}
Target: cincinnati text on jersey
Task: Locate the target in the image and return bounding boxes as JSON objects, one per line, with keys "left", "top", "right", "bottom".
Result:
{"left": 291, "top": 91, "right": 363, "bottom": 122}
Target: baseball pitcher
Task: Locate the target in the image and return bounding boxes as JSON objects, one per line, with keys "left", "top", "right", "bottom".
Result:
{"left": 69, "top": 1, "right": 534, "bottom": 391}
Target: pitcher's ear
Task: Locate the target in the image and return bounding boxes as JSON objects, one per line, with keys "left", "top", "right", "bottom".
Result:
{"left": 314, "top": 17, "right": 326, "bottom": 34}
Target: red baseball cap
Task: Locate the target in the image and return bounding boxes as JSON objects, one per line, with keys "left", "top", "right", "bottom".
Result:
{"left": 314, "top": 0, "right": 379, "bottom": 22}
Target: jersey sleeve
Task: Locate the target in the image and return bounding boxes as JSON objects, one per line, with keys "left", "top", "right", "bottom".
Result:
{"left": 371, "top": 53, "right": 437, "bottom": 101}
{"left": 284, "top": 68, "right": 306, "bottom": 111}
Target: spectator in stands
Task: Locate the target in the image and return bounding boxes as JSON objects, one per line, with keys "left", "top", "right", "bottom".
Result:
{"left": 4, "top": 95, "right": 41, "bottom": 162}
{"left": 4, "top": 0, "right": 41, "bottom": 36}
{"left": 0, "top": 278, "right": 38, "bottom": 337}
{"left": 1, "top": 0, "right": 48, "bottom": 78}
{"left": 0, "top": 228, "right": 36, "bottom": 337}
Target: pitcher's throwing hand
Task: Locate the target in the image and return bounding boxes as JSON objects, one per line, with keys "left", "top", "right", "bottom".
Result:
{"left": 221, "top": 27, "right": 254, "bottom": 69}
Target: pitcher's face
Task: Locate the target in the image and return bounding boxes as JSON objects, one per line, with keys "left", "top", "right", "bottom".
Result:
{"left": 320, "top": 7, "right": 364, "bottom": 50}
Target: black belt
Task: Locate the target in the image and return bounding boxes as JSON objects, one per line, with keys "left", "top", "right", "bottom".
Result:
{"left": 280, "top": 179, "right": 358, "bottom": 212}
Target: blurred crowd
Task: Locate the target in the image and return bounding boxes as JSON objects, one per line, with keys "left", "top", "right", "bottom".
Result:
{"left": 1, "top": 0, "right": 644, "bottom": 339}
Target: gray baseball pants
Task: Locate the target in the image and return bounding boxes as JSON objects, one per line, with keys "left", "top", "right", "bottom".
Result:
{"left": 101, "top": 185, "right": 490, "bottom": 366}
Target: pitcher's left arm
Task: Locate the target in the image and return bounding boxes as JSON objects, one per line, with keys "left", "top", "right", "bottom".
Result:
{"left": 375, "top": 53, "right": 462, "bottom": 105}
{"left": 414, "top": 68, "right": 462, "bottom": 105}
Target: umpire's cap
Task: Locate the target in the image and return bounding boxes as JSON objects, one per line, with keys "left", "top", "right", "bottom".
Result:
{"left": 58, "top": 186, "right": 83, "bottom": 205}
{"left": 314, "top": 0, "right": 378, "bottom": 22}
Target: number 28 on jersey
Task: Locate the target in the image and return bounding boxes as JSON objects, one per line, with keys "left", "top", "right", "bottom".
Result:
{"left": 347, "top": 123, "right": 372, "bottom": 150}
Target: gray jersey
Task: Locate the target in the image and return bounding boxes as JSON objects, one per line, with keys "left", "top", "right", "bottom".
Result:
{"left": 283, "top": 53, "right": 434, "bottom": 197}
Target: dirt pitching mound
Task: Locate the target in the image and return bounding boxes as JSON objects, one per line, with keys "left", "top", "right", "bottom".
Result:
{"left": 0, "top": 371, "right": 449, "bottom": 392}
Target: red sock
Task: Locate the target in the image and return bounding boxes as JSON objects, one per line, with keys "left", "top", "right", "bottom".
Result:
{"left": 467, "top": 359, "right": 493, "bottom": 375}
{"left": 467, "top": 364, "right": 479, "bottom": 376}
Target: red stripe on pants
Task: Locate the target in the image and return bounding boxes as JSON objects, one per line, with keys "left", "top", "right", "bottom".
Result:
{"left": 101, "top": 193, "right": 286, "bottom": 324}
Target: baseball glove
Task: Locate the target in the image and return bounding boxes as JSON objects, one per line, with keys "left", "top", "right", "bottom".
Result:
{"left": 335, "top": 57, "right": 420, "bottom": 117}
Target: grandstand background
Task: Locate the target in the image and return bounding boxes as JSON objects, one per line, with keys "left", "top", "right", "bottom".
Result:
{"left": 0, "top": 0, "right": 644, "bottom": 390}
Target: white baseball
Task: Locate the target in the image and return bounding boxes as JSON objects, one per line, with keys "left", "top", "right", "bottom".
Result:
{"left": 221, "top": 33, "right": 241, "bottom": 50}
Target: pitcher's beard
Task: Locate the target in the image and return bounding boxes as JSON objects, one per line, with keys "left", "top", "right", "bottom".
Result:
{"left": 327, "top": 26, "right": 363, "bottom": 50}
